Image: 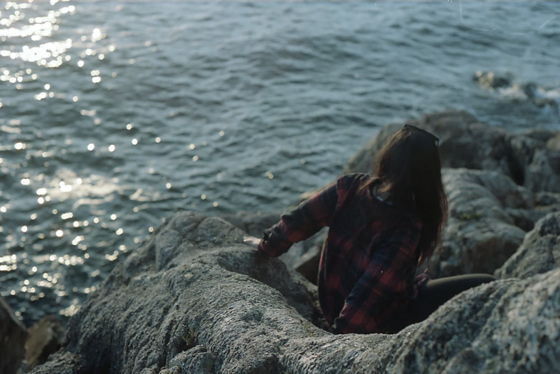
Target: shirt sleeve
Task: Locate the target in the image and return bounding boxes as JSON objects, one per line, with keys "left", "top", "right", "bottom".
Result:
{"left": 331, "top": 225, "right": 421, "bottom": 334}
{"left": 257, "top": 179, "right": 340, "bottom": 257}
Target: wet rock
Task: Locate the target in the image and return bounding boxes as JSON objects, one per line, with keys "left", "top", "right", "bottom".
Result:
{"left": 473, "top": 72, "right": 559, "bottom": 111}
{"left": 495, "top": 212, "right": 560, "bottom": 280}
{"left": 25, "top": 315, "right": 65, "bottom": 370}
{"left": 0, "top": 297, "right": 27, "bottom": 374}
{"left": 29, "top": 211, "right": 560, "bottom": 374}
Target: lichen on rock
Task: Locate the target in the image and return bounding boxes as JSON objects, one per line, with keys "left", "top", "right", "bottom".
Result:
{"left": 29, "top": 210, "right": 560, "bottom": 374}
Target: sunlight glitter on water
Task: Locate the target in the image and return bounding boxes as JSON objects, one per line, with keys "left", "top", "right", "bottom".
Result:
{"left": 0, "top": 0, "right": 559, "bottom": 327}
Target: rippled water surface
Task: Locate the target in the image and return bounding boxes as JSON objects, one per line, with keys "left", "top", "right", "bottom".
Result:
{"left": 1, "top": 0, "right": 559, "bottom": 324}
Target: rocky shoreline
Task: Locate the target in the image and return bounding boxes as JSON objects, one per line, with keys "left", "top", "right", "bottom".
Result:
{"left": 2, "top": 110, "right": 559, "bottom": 373}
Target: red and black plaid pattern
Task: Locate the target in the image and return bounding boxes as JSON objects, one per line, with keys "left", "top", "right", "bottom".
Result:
{"left": 258, "top": 173, "right": 428, "bottom": 334}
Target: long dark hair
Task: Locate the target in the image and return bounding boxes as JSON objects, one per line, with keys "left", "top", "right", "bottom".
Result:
{"left": 364, "top": 125, "right": 448, "bottom": 264}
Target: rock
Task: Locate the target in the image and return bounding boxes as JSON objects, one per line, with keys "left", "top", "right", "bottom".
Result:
{"left": 547, "top": 133, "right": 560, "bottom": 151}
{"left": 386, "top": 270, "right": 560, "bottom": 374}
{"left": 495, "top": 212, "right": 560, "bottom": 280}
{"left": 220, "top": 210, "right": 325, "bottom": 271}
{"left": 508, "top": 133, "right": 560, "bottom": 193}
{"left": 31, "top": 211, "right": 321, "bottom": 374}
{"left": 29, "top": 211, "right": 560, "bottom": 374}
{"left": 294, "top": 247, "right": 321, "bottom": 284}
{"left": 536, "top": 191, "right": 560, "bottom": 206}
{"left": 428, "top": 168, "right": 529, "bottom": 278}
{"left": 220, "top": 211, "right": 281, "bottom": 238}
{"left": 472, "top": 72, "right": 559, "bottom": 111}
{"left": 343, "top": 110, "right": 511, "bottom": 176}
{"left": 342, "top": 110, "right": 560, "bottom": 193}
{"left": 25, "top": 315, "right": 65, "bottom": 370}
{"left": 510, "top": 192, "right": 560, "bottom": 231}
{"left": 473, "top": 71, "right": 513, "bottom": 89}
{"left": 0, "top": 297, "right": 27, "bottom": 374}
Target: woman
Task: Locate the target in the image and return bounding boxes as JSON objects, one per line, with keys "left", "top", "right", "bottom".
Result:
{"left": 244, "top": 125, "right": 494, "bottom": 334}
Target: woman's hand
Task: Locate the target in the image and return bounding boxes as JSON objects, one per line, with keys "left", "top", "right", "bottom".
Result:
{"left": 243, "top": 236, "right": 260, "bottom": 249}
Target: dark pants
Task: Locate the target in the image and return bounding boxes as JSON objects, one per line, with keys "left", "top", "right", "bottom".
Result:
{"left": 389, "top": 274, "right": 496, "bottom": 333}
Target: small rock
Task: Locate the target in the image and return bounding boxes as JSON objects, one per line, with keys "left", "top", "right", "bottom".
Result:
{"left": 473, "top": 71, "right": 513, "bottom": 89}
{"left": 25, "top": 315, "right": 65, "bottom": 370}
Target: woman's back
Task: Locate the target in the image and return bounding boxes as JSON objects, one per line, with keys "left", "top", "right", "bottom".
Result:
{"left": 317, "top": 173, "right": 424, "bottom": 334}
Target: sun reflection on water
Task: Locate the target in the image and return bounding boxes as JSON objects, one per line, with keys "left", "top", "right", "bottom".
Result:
{"left": 1, "top": 0, "right": 328, "bottom": 326}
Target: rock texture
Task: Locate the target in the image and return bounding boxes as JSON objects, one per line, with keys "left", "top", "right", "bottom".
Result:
{"left": 0, "top": 296, "right": 28, "bottom": 374}
{"left": 30, "top": 211, "right": 560, "bottom": 374}
{"left": 220, "top": 210, "right": 324, "bottom": 271}
{"left": 428, "top": 168, "right": 530, "bottom": 277}
{"left": 495, "top": 212, "right": 560, "bottom": 280}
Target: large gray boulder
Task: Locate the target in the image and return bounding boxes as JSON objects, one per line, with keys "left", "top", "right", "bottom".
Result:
{"left": 220, "top": 210, "right": 322, "bottom": 271}
{"left": 495, "top": 212, "right": 560, "bottom": 280}
{"left": 30, "top": 211, "right": 560, "bottom": 374}
{"left": 0, "top": 296, "right": 28, "bottom": 374}
{"left": 429, "top": 168, "right": 531, "bottom": 277}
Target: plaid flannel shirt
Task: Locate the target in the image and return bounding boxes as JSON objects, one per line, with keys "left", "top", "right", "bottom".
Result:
{"left": 258, "top": 173, "right": 429, "bottom": 334}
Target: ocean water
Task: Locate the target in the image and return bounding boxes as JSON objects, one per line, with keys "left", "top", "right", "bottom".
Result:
{"left": 0, "top": 0, "right": 559, "bottom": 325}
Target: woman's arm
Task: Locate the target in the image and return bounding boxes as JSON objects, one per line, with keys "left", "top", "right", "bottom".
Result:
{"left": 255, "top": 180, "right": 339, "bottom": 257}
{"left": 331, "top": 226, "right": 421, "bottom": 334}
